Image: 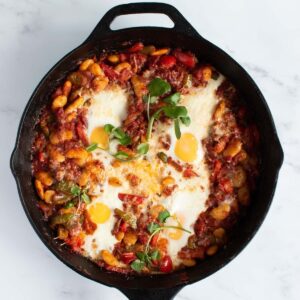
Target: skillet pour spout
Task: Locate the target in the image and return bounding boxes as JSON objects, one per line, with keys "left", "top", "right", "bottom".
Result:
{"left": 10, "top": 2, "right": 283, "bottom": 300}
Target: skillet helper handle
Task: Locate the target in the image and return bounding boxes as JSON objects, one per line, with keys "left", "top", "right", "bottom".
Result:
{"left": 119, "top": 286, "right": 183, "bottom": 300}
{"left": 86, "top": 2, "right": 200, "bottom": 41}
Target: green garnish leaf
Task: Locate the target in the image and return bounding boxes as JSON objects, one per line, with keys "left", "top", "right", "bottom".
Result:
{"left": 86, "top": 143, "right": 98, "bottom": 152}
{"left": 150, "top": 249, "right": 161, "bottom": 261}
{"left": 64, "top": 201, "right": 74, "bottom": 208}
{"left": 104, "top": 124, "right": 114, "bottom": 133}
{"left": 148, "top": 78, "right": 171, "bottom": 97}
{"left": 119, "top": 135, "right": 131, "bottom": 146}
{"left": 143, "top": 94, "right": 157, "bottom": 104}
{"left": 130, "top": 259, "right": 145, "bottom": 272}
{"left": 180, "top": 116, "right": 191, "bottom": 126}
{"left": 136, "top": 252, "right": 151, "bottom": 264}
{"left": 81, "top": 192, "right": 91, "bottom": 204}
{"left": 112, "top": 127, "right": 125, "bottom": 139}
{"left": 113, "top": 151, "right": 130, "bottom": 160}
{"left": 158, "top": 210, "right": 171, "bottom": 223}
{"left": 174, "top": 118, "right": 181, "bottom": 139}
{"left": 163, "top": 106, "right": 188, "bottom": 119}
{"left": 70, "top": 185, "right": 81, "bottom": 196}
{"left": 142, "top": 94, "right": 149, "bottom": 103}
{"left": 112, "top": 128, "right": 131, "bottom": 145}
{"left": 137, "top": 143, "right": 149, "bottom": 155}
{"left": 147, "top": 222, "right": 160, "bottom": 234}
{"left": 136, "top": 252, "right": 147, "bottom": 261}
{"left": 163, "top": 92, "right": 181, "bottom": 106}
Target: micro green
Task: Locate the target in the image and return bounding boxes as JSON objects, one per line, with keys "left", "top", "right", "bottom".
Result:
{"left": 147, "top": 222, "right": 161, "bottom": 234}
{"left": 113, "top": 151, "right": 130, "bottom": 160}
{"left": 147, "top": 78, "right": 171, "bottom": 97}
{"left": 144, "top": 78, "right": 191, "bottom": 141}
{"left": 137, "top": 143, "right": 149, "bottom": 155}
{"left": 162, "top": 92, "right": 181, "bottom": 105}
{"left": 69, "top": 184, "right": 91, "bottom": 204}
{"left": 150, "top": 249, "right": 161, "bottom": 261}
{"left": 130, "top": 259, "right": 145, "bottom": 272}
{"left": 158, "top": 210, "right": 171, "bottom": 223}
{"left": 129, "top": 217, "right": 191, "bottom": 272}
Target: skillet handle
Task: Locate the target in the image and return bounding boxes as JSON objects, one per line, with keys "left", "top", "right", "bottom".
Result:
{"left": 119, "top": 286, "right": 183, "bottom": 300}
{"left": 86, "top": 2, "right": 200, "bottom": 41}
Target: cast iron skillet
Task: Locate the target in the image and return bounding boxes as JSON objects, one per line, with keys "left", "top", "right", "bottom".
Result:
{"left": 10, "top": 2, "right": 284, "bottom": 299}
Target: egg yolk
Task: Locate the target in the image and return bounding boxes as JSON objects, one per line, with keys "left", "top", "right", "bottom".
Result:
{"left": 166, "top": 215, "right": 184, "bottom": 240}
{"left": 90, "top": 126, "right": 109, "bottom": 149}
{"left": 174, "top": 133, "right": 198, "bottom": 162}
{"left": 88, "top": 202, "right": 111, "bottom": 224}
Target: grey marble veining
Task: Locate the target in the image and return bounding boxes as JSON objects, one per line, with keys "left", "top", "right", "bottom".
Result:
{"left": 1, "top": 0, "right": 299, "bottom": 299}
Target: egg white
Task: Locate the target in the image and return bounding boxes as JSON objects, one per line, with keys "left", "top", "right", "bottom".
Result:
{"left": 82, "top": 186, "right": 123, "bottom": 259}
{"left": 82, "top": 76, "right": 223, "bottom": 266}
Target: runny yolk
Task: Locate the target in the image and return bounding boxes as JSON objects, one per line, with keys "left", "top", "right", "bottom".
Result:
{"left": 88, "top": 202, "right": 111, "bottom": 224}
{"left": 174, "top": 132, "right": 198, "bottom": 162}
{"left": 90, "top": 126, "right": 109, "bottom": 149}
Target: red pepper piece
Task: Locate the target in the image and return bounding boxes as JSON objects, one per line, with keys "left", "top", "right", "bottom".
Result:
{"left": 128, "top": 42, "right": 144, "bottom": 53}
{"left": 159, "top": 55, "right": 176, "bottom": 69}
{"left": 119, "top": 53, "right": 128, "bottom": 62}
{"left": 160, "top": 255, "right": 173, "bottom": 273}
{"left": 121, "top": 252, "right": 136, "bottom": 264}
{"left": 118, "top": 193, "right": 145, "bottom": 205}
{"left": 76, "top": 121, "right": 89, "bottom": 146}
{"left": 100, "top": 62, "right": 118, "bottom": 80}
{"left": 173, "top": 50, "right": 196, "bottom": 68}
{"left": 119, "top": 221, "right": 127, "bottom": 233}
{"left": 38, "top": 152, "right": 46, "bottom": 163}
{"left": 183, "top": 168, "right": 198, "bottom": 178}
{"left": 219, "top": 178, "right": 233, "bottom": 194}
{"left": 150, "top": 233, "right": 159, "bottom": 247}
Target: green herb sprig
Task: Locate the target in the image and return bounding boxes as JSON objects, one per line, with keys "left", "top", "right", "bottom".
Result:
{"left": 144, "top": 78, "right": 191, "bottom": 140}
{"left": 104, "top": 124, "right": 131, "bottom": 146}
{"left": 130, "top": 209, "right": 191, "bottom": 272}
{"left": 70, "top": 184, "right": 91, "bottom": 204}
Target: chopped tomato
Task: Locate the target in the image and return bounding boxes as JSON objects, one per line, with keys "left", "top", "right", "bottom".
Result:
{"left": 219, "top": 178, "right": 233, "bottom": 194}
{"left": 119, "top": 221, "right": 127, "bottom": 232}
{"left": 159, "top": 55, "right": 176, "bottom": 69}
{"left": 160, "top": 255, "right": 173, "bottom": 273}
{"left": 213, "top": 160, "right": 222, "bottom": 175}
{"left": 119, "top": 68, "right": 132, "bottom": 82}
{"left": 173, "top": 50, "right": 196, "bottom": 68}
{"left": 38, "top": 152, "right": 46, "bottom": 163}
{"left": 76, "top": 121, "right": 89, "bottom": 146}
{"left": 83, "top": 211, "right": 97, "bottom": 234}
{"left": 100, "top": 62, "right": 118, "bottom": 80}
{"left": 119, "top": 53, "right": 128, "bottom": 62}
{"left": 128, "top": 42, "right": 144, "bottom": 53}
{"left": 183, "top": 168, "right": 198, "bottom": 178}
{"left": 118, "top": 193, "right": 145, "bottom": 205}
{"left": 67, "top": 235, "right": 84, "bottom": 252}
{"left": 121, "top": 252, "right": 136, "bottom": 264}
{"left": 150, "top": 233, "right": 159, "bottom": 247}
{"left": 138, "top": 233, "right": 149, "bottom": 245}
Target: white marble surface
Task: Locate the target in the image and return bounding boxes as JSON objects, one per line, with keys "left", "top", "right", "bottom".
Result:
{"left": 1, "top": 0, "right": 299, "bottom": 299}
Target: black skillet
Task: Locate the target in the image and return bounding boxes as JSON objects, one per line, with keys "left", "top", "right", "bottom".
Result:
{"left": 10, "top": 2, "right": 284, "bottom": 299}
